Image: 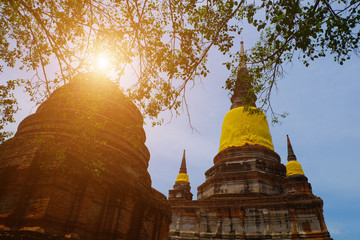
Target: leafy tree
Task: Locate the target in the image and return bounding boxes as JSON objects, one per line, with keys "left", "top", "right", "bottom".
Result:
{"left": 1, "top": 0, "right": 359, "bottom": 140}
{"left": 0, "top": 80, "right": 20, "bottom": 142}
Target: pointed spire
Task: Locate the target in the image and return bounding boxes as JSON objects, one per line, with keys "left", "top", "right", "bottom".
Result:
{"left": 287, "top": 135, "right": 297, "bottom": 161}
{"left": 179, "top": 149, "right": 187, "bottom": 173}
{"left": 230, "top": 41, "right": 256, "bottom": 109}
{"left": 175, "top": 150, "right": 190, "bottom": 184}
{"left": 286, "top": 135, "right": 305, "bottom": 178}
{"left": 239, "top": 41, "right": 246, "bottom": 69}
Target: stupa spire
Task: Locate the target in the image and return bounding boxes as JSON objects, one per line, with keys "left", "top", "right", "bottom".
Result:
{"left": 230, "top": 41, "right": 256, "bottom": 109}
{"left": 179, "top": 149, "right": 187, "bottom": 173}
{"left": 219, "top": 41, "right": 274, "bottom": 153}
{"left": 287, "top": 135, "right": 297, "bottom": 161}
{"left": 239, "top": 41, "right": 246, "bottom": 69}
{"left": 175, "top": 149, "right": 190, "bottom": 183}
{"left": 286, "top": 135, "right": 305, "bottom": 177}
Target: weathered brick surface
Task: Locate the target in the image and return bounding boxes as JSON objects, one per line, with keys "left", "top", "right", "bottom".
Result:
{"left": 169, "top": 146, "right": 332, "bottom": 239}
{"left": 0, "top": 73, "right": 170, "bottom": 239}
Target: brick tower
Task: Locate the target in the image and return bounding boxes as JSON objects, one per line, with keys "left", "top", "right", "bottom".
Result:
{"left": 168, "top": 42, "right": 332, "bottom": 239}
{"left": 0, "top": 73, "right": 170, "bottom": 240}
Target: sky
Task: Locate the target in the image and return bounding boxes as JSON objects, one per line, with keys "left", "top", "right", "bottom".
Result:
{"left": 3, "top": 33, "right": 360, "bottom": 240}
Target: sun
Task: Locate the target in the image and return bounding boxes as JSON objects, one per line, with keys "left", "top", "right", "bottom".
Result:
{"left": 96, "top": 54, "right": 110, "bottom": 70}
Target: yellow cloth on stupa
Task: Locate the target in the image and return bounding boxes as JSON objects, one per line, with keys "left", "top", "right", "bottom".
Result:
{"left": 219, "top": 107, "right": 274, "bottom": 152}
{"left": 286, "top": 161, "right": 305, "bottom": 177}
{"left": 175, "top": 173, "right": 189, "bottom": 183}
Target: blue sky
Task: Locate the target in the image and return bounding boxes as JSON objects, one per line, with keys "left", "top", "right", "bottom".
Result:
{"left": 3, "top": 37, "right": 359, "bottom": 239}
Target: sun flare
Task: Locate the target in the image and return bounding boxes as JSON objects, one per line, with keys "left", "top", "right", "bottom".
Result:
{"left": 96, "top": 54, "right": 110, "bottom": 70}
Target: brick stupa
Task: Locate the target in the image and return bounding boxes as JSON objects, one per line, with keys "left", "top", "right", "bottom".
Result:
{"left": 168, "top": 42, "right": 332, "bottom": 239}
{"left": 0, "top": 73, "right": 170, "bottom": 239}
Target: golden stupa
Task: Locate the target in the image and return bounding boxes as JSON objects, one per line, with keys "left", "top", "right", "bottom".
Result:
{"left": 175, "top": 150, "right": 190, "bottom": 183}
{"left": 285, "top": 135, "right": 305, "bottom": 177}
{"left": 219, "top": 41, "right": 274, "bottom": 153}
